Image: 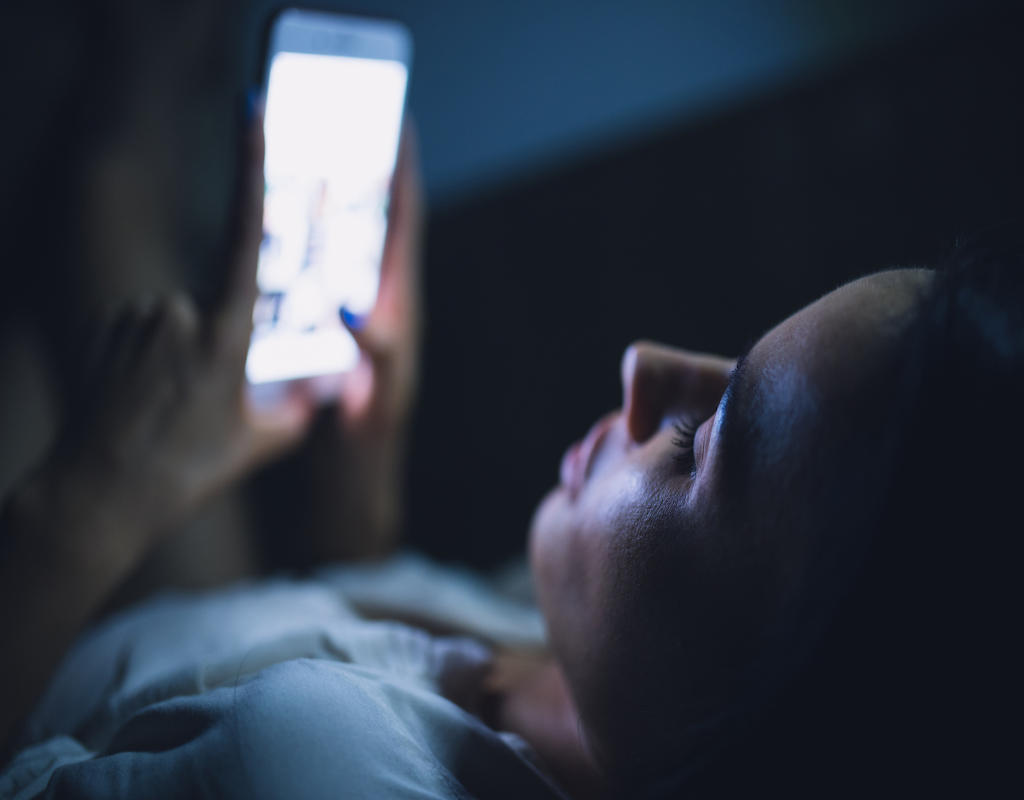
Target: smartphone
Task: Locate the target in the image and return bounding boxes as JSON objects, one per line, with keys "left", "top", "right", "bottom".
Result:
{"left": 245, "top": 8, "right": 412, "bottom": 385}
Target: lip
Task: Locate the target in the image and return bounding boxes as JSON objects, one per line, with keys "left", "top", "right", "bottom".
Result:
{"left": 559, "top": 412, "right": 619, "bottom": 499}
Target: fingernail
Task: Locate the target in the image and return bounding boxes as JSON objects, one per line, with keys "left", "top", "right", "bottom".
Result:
{"left": 340, "top": 307, "right": 366, "bottom": 330}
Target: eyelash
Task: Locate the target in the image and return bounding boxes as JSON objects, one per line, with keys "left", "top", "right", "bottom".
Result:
{"left": 672, "top": 418, "right": 699, "bottom": 477}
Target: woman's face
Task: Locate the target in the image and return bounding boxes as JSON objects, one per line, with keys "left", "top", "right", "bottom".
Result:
{"left": 529, "top": 269, "right": 932, "bottom": 767}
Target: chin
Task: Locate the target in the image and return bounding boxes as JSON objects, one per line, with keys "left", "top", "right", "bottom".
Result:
{"left": 527, "top": 482, "right": 586, "bottom": 629}
{"left": 528, "top": 484, "right": 569, "bottom": 553}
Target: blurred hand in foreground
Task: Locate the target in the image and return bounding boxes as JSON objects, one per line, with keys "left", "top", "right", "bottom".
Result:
{"left": 339, "top": 124, "right": 424, "bottom": 438}
{"left": 306, "top": 125, "right": 425, "bottom": 559}
{"left": 31, "top": 115, "right": 313, "bottom": 567}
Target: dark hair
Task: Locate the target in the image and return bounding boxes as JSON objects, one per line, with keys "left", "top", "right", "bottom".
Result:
{"left": 642, "top": 243, "right": 1024, "bottom": 798}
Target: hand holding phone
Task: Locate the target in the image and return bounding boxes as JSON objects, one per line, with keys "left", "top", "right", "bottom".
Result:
{"left": 335, "top": 126, "right": 423, "bottom": 436}
{"left": 241, "top": 9, "right": 422, "bottom": 558}
{"left": 246, "top": 9, "right": 413, "bottom": 386}
{"left": 303, "top": 129, "right": 424, "bottom": 559}
{"left": 30, "top": 118, "right": 311, "bottom": 564}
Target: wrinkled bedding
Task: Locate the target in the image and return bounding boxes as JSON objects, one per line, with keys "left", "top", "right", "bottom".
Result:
{"left": 1, "top": 554, "right": 563, "bottom": 800}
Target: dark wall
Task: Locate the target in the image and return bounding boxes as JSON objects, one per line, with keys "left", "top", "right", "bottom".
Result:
{"left": 407, "top": 5, "right": 1024, "bottom": 568}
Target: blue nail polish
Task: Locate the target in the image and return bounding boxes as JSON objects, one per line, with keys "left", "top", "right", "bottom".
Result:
{"left": 340, "top": 307, "right": 366, "bottom": 330}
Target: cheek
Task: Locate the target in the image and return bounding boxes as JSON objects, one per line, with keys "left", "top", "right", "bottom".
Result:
{"left": 528, "top": 466, "right": 652, "bottom": 653}
{"left": 530, "top": 460, "right": 687, "bottom": 745}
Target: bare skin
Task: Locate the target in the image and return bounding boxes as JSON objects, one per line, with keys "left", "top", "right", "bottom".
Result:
{"left": 306, "top": 126, "right": 425, "bottom": 560}
{"left": 529, "top": 270, "right": 932, "bottom": 792}
{"left": 112, "top": 123, "right": 426, "bottom": 589}
{"left": 482, "top": 652, "right": 604, "bottom": 800}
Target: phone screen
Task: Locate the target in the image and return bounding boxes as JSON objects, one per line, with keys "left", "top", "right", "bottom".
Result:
{"left": 246, "top": 10, "right": 411, "bottom": 385}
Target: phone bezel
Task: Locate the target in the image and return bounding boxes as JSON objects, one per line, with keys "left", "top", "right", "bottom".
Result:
{"left": 259, "top": 7, "right": 413, "bottom": 89}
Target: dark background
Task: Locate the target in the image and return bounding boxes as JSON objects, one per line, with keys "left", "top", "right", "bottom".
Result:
{"left": 1, "top": 1, "right": 1022, "bottom": 572}
{"left": 408, "top": 4, "right": 1024, "bottom": 567}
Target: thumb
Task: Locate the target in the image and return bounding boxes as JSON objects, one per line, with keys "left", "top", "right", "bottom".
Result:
{"left": 337, "top": 312, "right": 400, "bottom": 426}
{"left": 341, "top": 309, "right": 395, "bottom": 369}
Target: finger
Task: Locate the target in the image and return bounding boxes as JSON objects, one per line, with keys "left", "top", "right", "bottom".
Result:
{"left": 111, "top": 295, "right": 198, "bottom": 420}
{"left": 340, "top": 310, "right": 405, "bottom": 403}
{"left": 165, "top": 291, "right": 201, "bottom": 340}
{"left": 79, "top": 304, "right": 127, "bottom": 383}
{"left": 342, "top": 311, "right": 394, "bottom": 367}
{"left": 157, "top": 292, "right": 202, "bottom": 388}
{"left": 375, "top": 121, "right": 424, "bottom": 327}
{"left": 89, "top": 304, "right": 138, "bottom": 383}
{"left": 213, "top": 110, "right": 265, "bottom": 356}
{"left": 100, "top": 297, "right": 162, "bottom": 388}
{"left": 338, "top": 313, "right": 394, "bottom": 423}
{"left": 118, "top": 293, "right": 200, "bottom": 381}
{"left": 68, "top": 304, "right": 141, "bottom": 428}
{"left": 337, "top": 347, "right": 376, "bottom": 425}
{"left": 389, "top": 120, "right": 424, "bottom": 256}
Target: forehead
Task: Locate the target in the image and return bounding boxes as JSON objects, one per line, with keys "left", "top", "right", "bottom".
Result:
{"left": 744, "top": 270, "right": 932, "bottom": 408}
{"left": 715, "top": 270, "right": 932, "bottom": 485}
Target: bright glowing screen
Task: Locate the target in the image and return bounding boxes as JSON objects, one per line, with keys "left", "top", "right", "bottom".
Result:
{"left": 246, "top": 51, "right": 408, "bottom": 384}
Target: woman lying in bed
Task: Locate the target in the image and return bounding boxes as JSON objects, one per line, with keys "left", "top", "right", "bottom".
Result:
{"left": 0, "top": 118, "right": 1020, "bottom": 799}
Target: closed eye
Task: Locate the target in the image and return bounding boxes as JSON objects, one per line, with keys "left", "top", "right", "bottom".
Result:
{"left": 672, "top": 417, "right": 698, "bottom": 477}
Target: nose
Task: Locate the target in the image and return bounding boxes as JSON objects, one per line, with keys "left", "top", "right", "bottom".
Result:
{"left": 621, "top": 342, "right": 736, "bottom": 443}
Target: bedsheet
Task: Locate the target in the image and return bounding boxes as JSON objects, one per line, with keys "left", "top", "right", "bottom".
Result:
{"left": 1, "top": 553, "right": 564, "bottom": 800}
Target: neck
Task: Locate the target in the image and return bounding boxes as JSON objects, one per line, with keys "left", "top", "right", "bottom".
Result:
{"left": 483, "top": 653, "right": 605, "bottom": 799}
